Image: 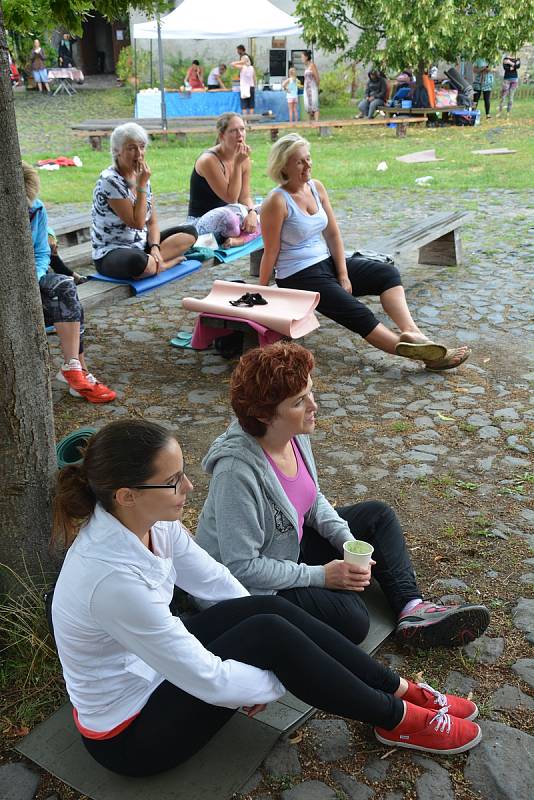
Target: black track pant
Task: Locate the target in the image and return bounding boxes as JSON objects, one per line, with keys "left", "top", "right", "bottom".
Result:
{"left": 276, "top": 255, "right": 402, "bottom": 339}
{"left": 82, "top": 595, "right": 403, "bottom": 776}
{"left": 279, "top": 501, "right": 422, "bottom": 644}
{"left": 94, "top": 225, "right": 197, "bottom": 279}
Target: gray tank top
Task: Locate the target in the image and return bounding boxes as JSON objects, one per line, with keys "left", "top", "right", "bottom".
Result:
{"left": 273, "top": 181, "right": 329, "bottom": 279}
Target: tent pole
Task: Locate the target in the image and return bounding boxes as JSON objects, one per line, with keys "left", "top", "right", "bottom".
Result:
{"left": 156, "top": 16, "right": 167, "bottom": 131}
{"left": 150, "top": 40, "right": 153, "bottom": 86}
{"left": 134, "top": 37, "right": 138, "bottom": 104}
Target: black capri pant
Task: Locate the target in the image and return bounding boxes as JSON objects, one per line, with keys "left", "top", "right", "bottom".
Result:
{"left": 82, "top": 595, "right": 403, "bottom": 777}
{"left": 276, "top": 255, "right": 402, "bottom": 338}
{"left": 39, "top": 273, "right": 85, "bottom": 352}
{"left": 94, "top": 225, "right": 198, "bottom": 280}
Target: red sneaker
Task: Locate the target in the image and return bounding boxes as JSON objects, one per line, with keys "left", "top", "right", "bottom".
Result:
{"left": 375, "top": 702, "right": 481, "bottom": 755}
{"left": 402, "top": 680, "right": 478, "bottom": 721}
{"left": 57, "top": 364, "right": 116, "bottom": 404}
{"left": 60, "top": 359, "right": 93, "bottom": 393}
{"left": 77, "top": 372, "right": 116, "bottom": 404}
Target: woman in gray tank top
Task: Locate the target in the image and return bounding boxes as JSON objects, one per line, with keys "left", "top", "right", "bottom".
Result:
{"left": 258, "top": 134, "right": 470, "bottom": 372}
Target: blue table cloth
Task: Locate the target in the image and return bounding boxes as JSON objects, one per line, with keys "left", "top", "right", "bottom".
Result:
{"left": 136, "top": 89, "right": 290, "bottom": 122}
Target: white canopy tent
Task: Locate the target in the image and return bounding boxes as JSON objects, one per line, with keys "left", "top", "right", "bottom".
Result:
{"left": 133, "top": 0, "right": 303, "bottom": 40}
{"left": 132, "top": 1, "right": 304, "bottom": 128}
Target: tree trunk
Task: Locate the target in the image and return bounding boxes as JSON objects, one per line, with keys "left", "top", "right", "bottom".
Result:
{"left": 0, "top": 10, "right": 58, "bottom": 591}
{"left": 350, "top": 61, "right": 358, "bottom": 98}
{"left": 416, "top": 61, "right": 426, "bottom": 88}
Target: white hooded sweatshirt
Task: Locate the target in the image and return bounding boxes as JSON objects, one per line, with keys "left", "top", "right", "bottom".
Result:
{"left": 52, "top": 504, "right": 286, "bottom": 733}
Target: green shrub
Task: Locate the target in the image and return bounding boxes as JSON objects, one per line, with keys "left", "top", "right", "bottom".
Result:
{"left": 320, "top": 66, "right": 352, "bottom": 107}
{"left": 116, "top": 46, "right": 151, "bottom": 90}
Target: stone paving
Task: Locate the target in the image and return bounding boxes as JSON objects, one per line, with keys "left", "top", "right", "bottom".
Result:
{"left": 4, "top": 187, "right": 534, "bottom": 799}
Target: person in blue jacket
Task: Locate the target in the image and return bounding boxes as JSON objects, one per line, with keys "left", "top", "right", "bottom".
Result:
{"left": 23, "top": 162, "right": 115, "bottom": 403}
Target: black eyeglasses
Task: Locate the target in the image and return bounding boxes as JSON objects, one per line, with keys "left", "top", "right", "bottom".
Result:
{"left": 132, "top": 467, "right": 187, "bottom": 494}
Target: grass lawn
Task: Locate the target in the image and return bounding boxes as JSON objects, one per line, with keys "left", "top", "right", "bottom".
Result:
{"left": 14, "top": 87, "right": 534, "bottom": 207}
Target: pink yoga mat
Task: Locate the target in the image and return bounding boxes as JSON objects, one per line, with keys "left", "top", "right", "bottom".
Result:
{"left": 182, "top": 281, "right": 320, "bottom": 338}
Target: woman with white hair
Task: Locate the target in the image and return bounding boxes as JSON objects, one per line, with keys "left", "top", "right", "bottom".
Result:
{"left": 91, "top": 123, "right": 197, "bottom": 280}
{"left": 258, "top": 134, "right": 470, "bottom": 371}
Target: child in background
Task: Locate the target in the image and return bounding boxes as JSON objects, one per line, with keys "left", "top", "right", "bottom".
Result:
{"left": 282, "top": 67, "right": 299, "bottom": 123}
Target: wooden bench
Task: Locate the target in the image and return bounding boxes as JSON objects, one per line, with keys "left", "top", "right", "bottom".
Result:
{"left": 368, "top": 210, "right": 470, "bottom": 267}
{"left": 74, "top": 115, "right": 428, "bottom": 149}
{"left": 250, "top": 210, "right": 470, "bottom": 278}
{"left": 72, "top": 114, "right": 266, "bottom": 131}
{"left": 382, "top": 105, "right": 464, "bottom": 124}
{"left": 246, "top": 116, "right": 428, "bottom": 141}
{"left": 48, "top": 211, "right": 91, "bottom": 247}
{"left": 382, "top": 105, "right": 464, "bottom": 115}
{"left": 72, "top": 114, "right": 266, "bottom": 150}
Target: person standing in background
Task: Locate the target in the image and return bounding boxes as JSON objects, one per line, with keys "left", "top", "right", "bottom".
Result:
{"left": 498, "top": 55, "right": 521, "bottom": 115}
{"left": 472, "top": 59, "right": 494, "bottom": 119}
{"left": 30, "top": 39, "right": 50, "bottom": 93}
{"left": 232, "top": 55, "right": 256, "bottom": 115}
{"left": 236, "top": 44, "right": 253, "bottom": 65}
{"left": 58, "top": 33, "right": 75, "bottom": 67}
{"left": 301, "top": 50, "right": 320, "bottom": 121}
{"left": 282, "top": 67, "right": 299, "bottom": 123}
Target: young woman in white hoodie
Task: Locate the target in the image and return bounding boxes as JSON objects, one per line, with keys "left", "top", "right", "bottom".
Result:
{"left": 51, "top": 419, "right": 481, "bottom": 776}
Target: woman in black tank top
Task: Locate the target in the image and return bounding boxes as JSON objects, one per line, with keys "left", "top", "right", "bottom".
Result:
{"left": 186, "top": 112, "right": 261, "bottom": 247}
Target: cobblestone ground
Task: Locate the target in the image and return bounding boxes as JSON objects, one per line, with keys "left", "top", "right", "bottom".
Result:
{"left": 7, "top": 188, "right": 533, "bottom": 800}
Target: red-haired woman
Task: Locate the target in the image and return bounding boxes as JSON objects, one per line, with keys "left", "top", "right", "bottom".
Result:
{"left": 51, "top": 418, "right": 482, "bottom": 773}
{"left": 196, "top": 342, "right": 489, "bottom": 649}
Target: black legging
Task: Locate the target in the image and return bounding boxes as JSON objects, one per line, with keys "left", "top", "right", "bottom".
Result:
{"left": 94, "top": 225, "right": 198, "bottom": 280}
{"left": 279, "top": 501, "right": 421, "bottom": 644}
{"left": 276, "top": 255, "right": 402, "bottom": 338}
{"left": 82, "top": 596, "right": 403, "bottom": 776}
{"left": 473, "top": 89, "right": 491, "bottom": 116}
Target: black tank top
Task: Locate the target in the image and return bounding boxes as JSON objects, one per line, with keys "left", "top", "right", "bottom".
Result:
{"left": 188, "top": 151, "right": 227, "bottom": 217}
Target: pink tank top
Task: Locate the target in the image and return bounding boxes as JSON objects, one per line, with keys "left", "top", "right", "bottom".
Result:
{"left": 264, "top": 440, "right": 317, "bottom": 543}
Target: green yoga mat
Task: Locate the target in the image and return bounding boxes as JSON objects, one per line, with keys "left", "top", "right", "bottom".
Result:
{"left": 56, "top": 428, "right": 97, "bottom": 468}
{"left": 16, "top": 584, "right": 395, "bottom": 800}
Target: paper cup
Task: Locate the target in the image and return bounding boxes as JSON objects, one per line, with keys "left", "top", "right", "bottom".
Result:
{"left": 343, "top": 539, "right": 374, "bottom": 568}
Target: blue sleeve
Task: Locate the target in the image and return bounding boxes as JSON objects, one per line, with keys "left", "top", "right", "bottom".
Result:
{"left": 31, "top": 204, "right": 51, "bottom": 281}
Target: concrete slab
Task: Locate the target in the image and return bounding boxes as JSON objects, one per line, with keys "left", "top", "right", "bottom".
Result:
{"left": 16, "top": 703, "right": 279, "bottom": 800}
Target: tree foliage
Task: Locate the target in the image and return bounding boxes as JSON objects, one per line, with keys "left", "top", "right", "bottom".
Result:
{"left": 295, "top": 0, "right": 534, "bottom": 71}
{"left": 3, "top": 0, "right": 166, "bottom": 36}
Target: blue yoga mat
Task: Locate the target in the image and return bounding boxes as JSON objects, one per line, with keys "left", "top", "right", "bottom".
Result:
{"left": 87, "top": 259, "right": 202, "bottom": 295}
{"left": 213, "top": 237, "right": 264, "bottom": 264}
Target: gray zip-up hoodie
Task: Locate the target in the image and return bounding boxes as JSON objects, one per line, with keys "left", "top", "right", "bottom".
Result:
{"left": 195, "top": 420, "right": 354, "bottom": 595}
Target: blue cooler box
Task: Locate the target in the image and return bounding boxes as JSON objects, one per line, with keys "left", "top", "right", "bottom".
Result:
{"left": 451, "top": 110, "right": 480, "bottom": 126}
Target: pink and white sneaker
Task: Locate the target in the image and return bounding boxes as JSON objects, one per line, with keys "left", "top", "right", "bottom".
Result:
{"left": 395, "top": 601, "right": 490, "bottom": 648}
